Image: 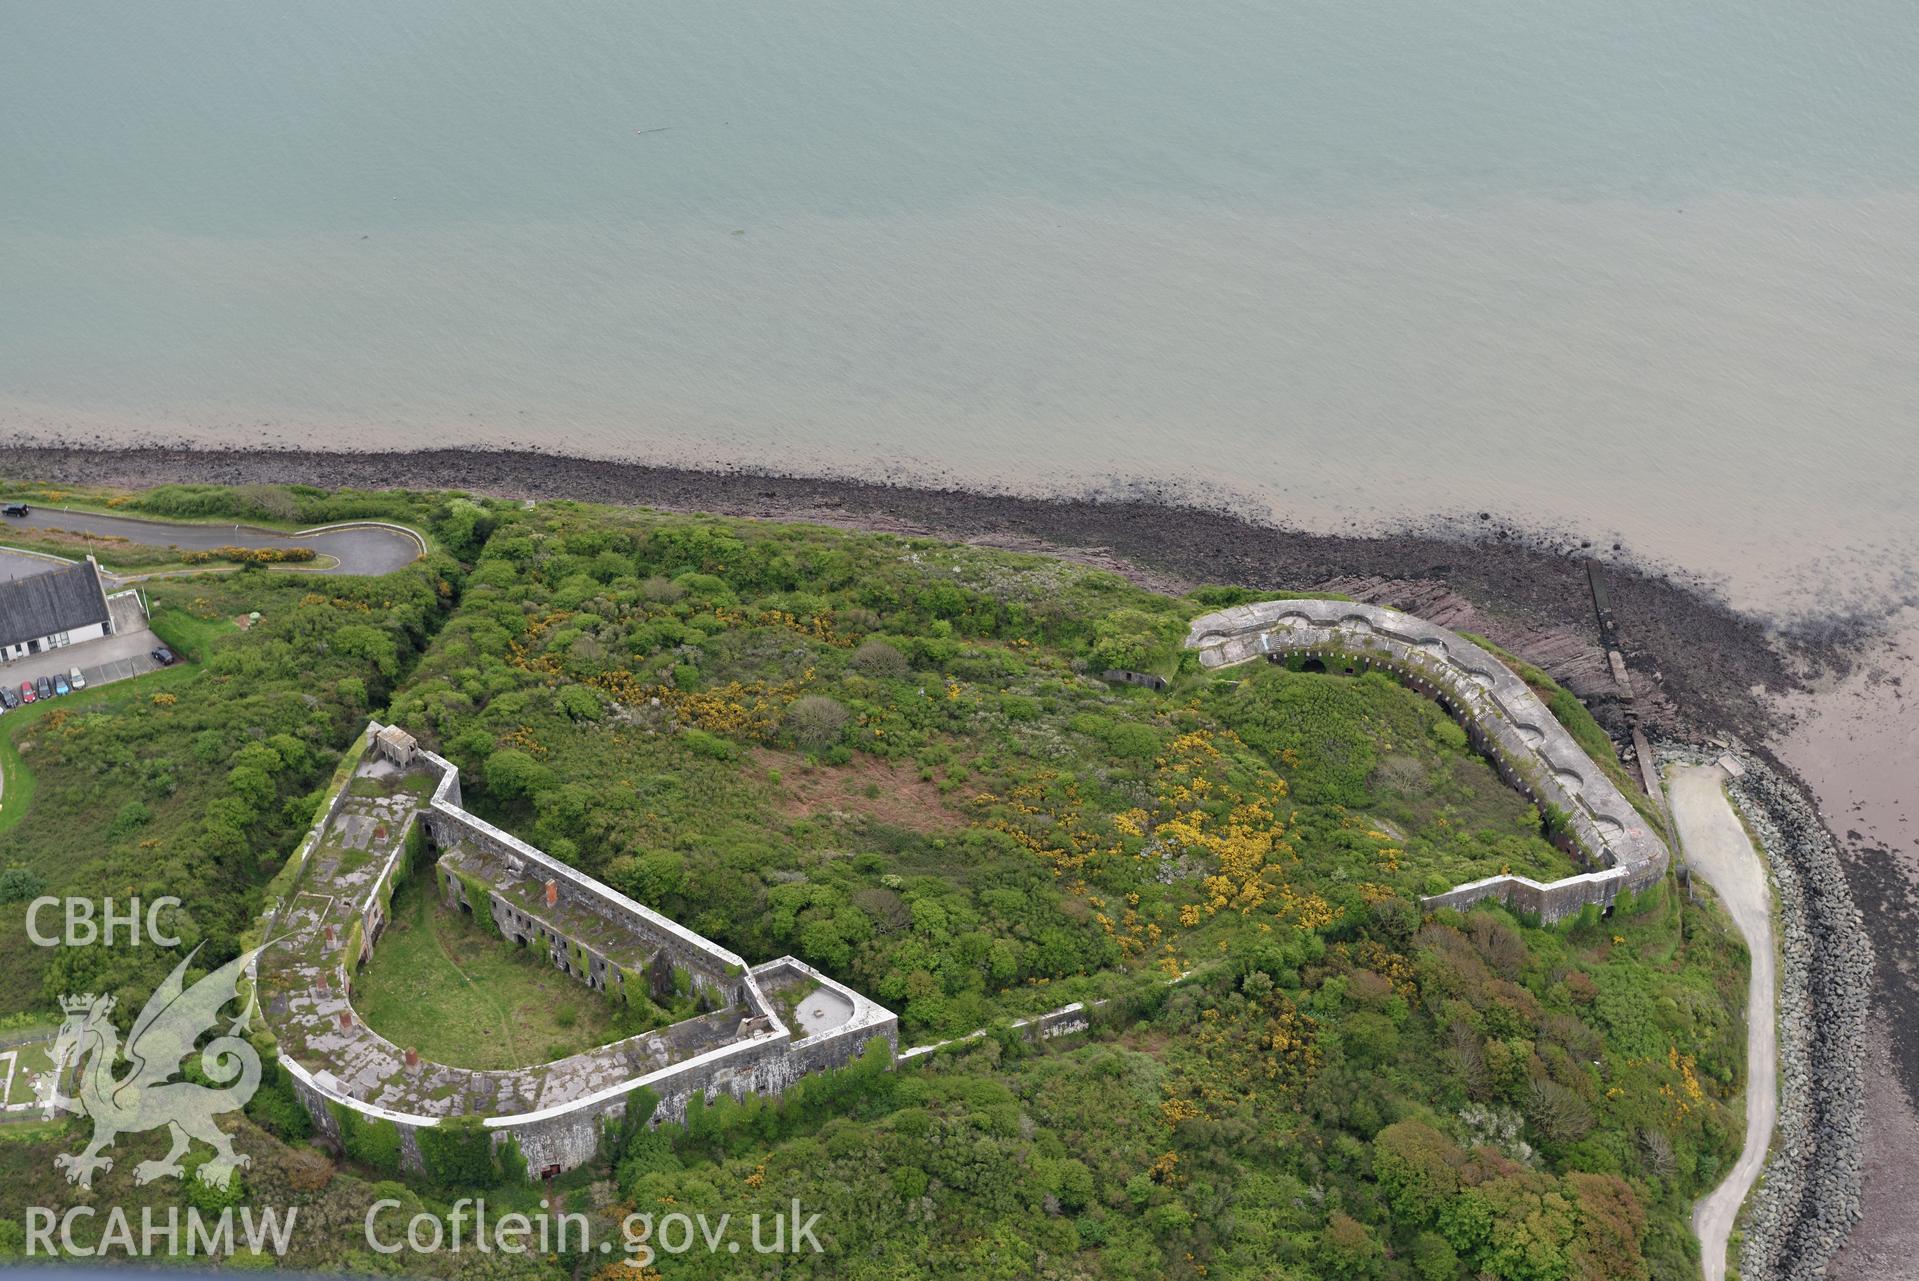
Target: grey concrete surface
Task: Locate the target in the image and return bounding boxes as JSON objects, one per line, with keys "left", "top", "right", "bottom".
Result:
{"left": 0, "top": 626, "right": 167, "bottom": 703}
{"left": 0, "top": 547, "right": 74, "bottom": 581}
{"left": 1, "top": 508, "right": 419, "bottom": 575}
{"left": 1670, "top": 763, "right": 1778, "bottom": 1281}
{"left": 794, "top": 987, "right": 856, "bottom": 1035}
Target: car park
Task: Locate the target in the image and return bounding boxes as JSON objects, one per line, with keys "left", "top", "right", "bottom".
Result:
{"left": 34, "top": 676, "right": 51, "bottom": 700}
{"left": 67, "top": 666, "right": 85, "bottom": 691}
{"left": 20, "top": 681, "right": 36, "bottom": 704}
{"left": 151, "top": 646, "right": 175, "bottom": 666}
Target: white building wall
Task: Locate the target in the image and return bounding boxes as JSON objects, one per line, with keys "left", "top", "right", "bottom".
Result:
{"left": 0, "top": 621, "right": 107, "bottom": 661}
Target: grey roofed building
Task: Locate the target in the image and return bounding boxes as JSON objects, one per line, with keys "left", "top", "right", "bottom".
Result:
{"left": 0, "top": 558, "right": 114, "bottom": 655}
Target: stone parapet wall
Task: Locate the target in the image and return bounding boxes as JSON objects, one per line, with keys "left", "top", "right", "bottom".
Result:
{"left": 1419, "top": 867, "right": 1635, "bottom": 923}
{"left": 1184, "top": 601, "right": 1669, "bottom": 923}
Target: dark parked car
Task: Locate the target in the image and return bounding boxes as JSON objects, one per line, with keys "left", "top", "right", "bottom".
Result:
{"left": 34, "top": 676, "right": 52, "bottom": 700}
{"left": 1, "top": 503, "right": 28, "bottom": 517}
{"left": 151, "top": 646, "right": 176, "bottom": 666}
{"left": 21, "top": 680, "right": 38, "bottom": 703}
{"left": 53, "top": 676, "right": 70, "bottom": 696}
{"left": 0, "top": 685, "right": 16, "bottom": 709}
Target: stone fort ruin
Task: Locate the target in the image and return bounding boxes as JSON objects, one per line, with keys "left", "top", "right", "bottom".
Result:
{"left": 255, "top": 722, "right": 897, "bottom": 1179}
{"left": 1184, "top": 599, "right": 1670, "bottom": 921}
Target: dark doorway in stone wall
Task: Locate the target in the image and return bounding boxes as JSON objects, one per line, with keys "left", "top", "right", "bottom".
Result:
{"left": 1300, "top": 658, "right": 1327, "bottom": 673}
{"left": 459, "top": 899, "right": 473, "bottom": 917}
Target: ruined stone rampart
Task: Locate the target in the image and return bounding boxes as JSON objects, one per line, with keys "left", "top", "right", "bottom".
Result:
{"left": 263, "top": 722, "right": 896, "bottom": 1180}
{"left": 1184, "top": 601, "right": 1669, "bottom": 923}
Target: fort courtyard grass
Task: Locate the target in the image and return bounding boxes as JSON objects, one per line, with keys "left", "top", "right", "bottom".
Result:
{"left": 352, "top": 873, "right": 655, "bottom": 1071}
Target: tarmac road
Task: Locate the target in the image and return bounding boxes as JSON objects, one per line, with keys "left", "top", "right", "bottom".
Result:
{"left": 0, "top": 508, "right": 420, "bottom": 576}
{"left": 1670, "top": 763, "right": 1778, "bottom": 1281}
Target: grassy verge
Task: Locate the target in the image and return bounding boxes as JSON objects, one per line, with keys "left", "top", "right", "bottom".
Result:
{"left": 146, "top": 605, "right": 238, "bottom": 664}
{"left": 0, "top": 720, "right": 35, "bottom": 840}
{"left": 0, "top": 528, "right": 193, "bottom": 572}
{"left": 0, "top": 662, "right": 199, "bottom": 839}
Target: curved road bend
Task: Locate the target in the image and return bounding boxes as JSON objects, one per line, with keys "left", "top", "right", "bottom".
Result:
{"left": 0, "top": 514, "right": 418, "bottom": 801}
{"left": 0, "top": 509, "right": 420, "bottom": 577}
{"left": 1669, "top": 763, "right": 1778, "bottom": 1281}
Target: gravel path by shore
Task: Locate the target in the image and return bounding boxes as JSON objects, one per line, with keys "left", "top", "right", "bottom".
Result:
{"left": 1670, "top": 763, "right": 1779, "bottom": 1281}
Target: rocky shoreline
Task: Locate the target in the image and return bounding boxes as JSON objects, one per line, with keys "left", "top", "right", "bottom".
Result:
{"left": 0, "top": 443, "right": 1840, "bottom": 748}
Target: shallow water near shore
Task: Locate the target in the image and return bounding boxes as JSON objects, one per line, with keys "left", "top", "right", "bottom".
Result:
{"left": 4, "top": 1, "right": 1919, "bottom": 626}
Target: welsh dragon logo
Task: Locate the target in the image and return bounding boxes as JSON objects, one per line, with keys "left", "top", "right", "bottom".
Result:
{"left": 49, "top": 944, "right": 266, "bottom": 1190}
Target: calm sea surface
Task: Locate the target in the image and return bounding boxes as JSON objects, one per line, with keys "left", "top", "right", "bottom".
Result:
{"left": 4, "top": 1, "right": 1917, "bottom": 618}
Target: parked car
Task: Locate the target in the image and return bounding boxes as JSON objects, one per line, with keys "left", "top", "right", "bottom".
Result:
{"left": 67, "top": 666, "right": 85, "bottom": 691}
{"left": 1, "top": 503, "right": 28, "bottom": 517}
{"left": 34, "top": 676, "right": 52, "bottom": 700}
{"left": 151, "top": 646, "right": 176, "bottom": 666}
{"left": 20, "top": 681, "right": 36, "bottom": 704}
{"left": 54, "top": 676, "right": 69, "bottom": 696}
{"left": 0, "top": 685, "right": 16, "bottom": 710}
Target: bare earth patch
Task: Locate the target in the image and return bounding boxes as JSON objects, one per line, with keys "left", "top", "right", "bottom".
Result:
{"left": 757, "top": 749, "right": 967, "bottom": 834}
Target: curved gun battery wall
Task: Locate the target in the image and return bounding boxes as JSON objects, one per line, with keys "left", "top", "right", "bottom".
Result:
{"left": 254, "top": 723, "right": 897, "bottom": 1179}
{"left": 1183, "top": 600, "right": 1669, "bottom": 922}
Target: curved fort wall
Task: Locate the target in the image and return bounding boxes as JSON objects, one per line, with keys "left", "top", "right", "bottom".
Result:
{"left": 1183, "top": 600, "right": 1669, "bottom": 922}
{"left": 258, "top": 722, "right": 897, "bottom": 1180}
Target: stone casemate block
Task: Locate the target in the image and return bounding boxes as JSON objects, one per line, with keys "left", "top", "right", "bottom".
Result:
{"left": 1183, "top": 601, "right": 1670, "bottom": 923}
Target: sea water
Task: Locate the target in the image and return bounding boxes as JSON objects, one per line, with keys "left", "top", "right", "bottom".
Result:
{"left": 3, "top": 0, "right": 1917, "bottom": 620}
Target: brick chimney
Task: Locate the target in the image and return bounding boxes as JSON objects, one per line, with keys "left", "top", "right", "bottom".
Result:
{"left": 545, "top": 879, "right": 558, "bottom": 907}
{"left": 339, "top": 1010, "right": 353, "bottom": 1029}
{"left": 404, "top": 1047, "right": 419, "bottom": 1068}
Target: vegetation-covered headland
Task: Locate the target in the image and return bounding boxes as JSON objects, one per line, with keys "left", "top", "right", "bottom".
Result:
{"left": 0, "top": 481, "right": 1756, "bottom": 1280}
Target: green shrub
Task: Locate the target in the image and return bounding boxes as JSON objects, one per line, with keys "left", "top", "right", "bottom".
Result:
{"left": 182, "top": 1157, "right": 247, "bottom": 1214}
{"left": 417, "top": 1115, "right": 498, "bottom": 1187}
{"left": 786, "top": 695, "right": 850, "bottom": 750}
{"left": 245, "top": 1075, "right": 313, "bottom": 1141}
{"left": 850, "top": 638, "right": 909, "bottom": 678}
{"left": 337, "top": 1107, "right": 403, "bottom": 1173}
{"left": 0, "top": 868, "right": 45, "bottom": 904}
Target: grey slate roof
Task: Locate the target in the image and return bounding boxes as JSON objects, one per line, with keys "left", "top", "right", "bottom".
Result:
{"left": 0, "top": 560, "right": 110, "bottom": 649}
